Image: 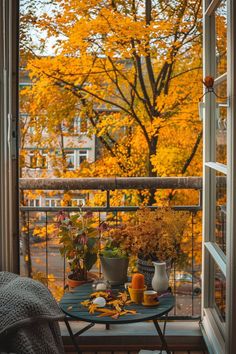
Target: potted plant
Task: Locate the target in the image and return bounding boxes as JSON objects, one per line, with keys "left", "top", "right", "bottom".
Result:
{"left": 99, "top": 223, "right": 129, "bottom": 285}
{"left": 108, "top": 207, "right": 188, "bottom": 287}
{"left": 57, "top": 210, "right": 99, "bottom": 288}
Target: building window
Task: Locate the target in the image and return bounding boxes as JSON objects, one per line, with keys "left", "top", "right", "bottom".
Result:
{"left": 75, "top": 117, "right": 88, "bottom": 134}
{"left": 29, "top": 151, "right": 47, "bottom": 169}
{"left": 66, "top": 150, "right": 75, "bottom": 170}
{"left": 78, "top": 150, "right": 88, "bottom": 165}
{"left": 29, "top": 152, "right": 37, "bottom": 169}
{"left": 19, "top": 82, "right": 32, "bottom": 90}
{"left": 28, "top": 199, "right": 40, "bottom": 207}
{"left": 45, "top": 199, "right": 61, "bottom": 207}
{"left": 71, "top": 198, "right": 85, "bottom": 206}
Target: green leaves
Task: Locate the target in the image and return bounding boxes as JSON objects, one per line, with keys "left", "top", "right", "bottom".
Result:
{"left": 101, "top": 247, "right": 128, "bottom": 259}
{"left": 84, "top": 252, "right": 97, "bottom": 271}
{"left": 57, "top": 211, "right": 99, "bottom": 279}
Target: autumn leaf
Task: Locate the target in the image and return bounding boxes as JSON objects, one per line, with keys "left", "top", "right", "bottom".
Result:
{"left": 117, "top": 292, "right": 128, "bottom": 303}
{"left": 88, "top": 303, "right": 99, "bottom": 314}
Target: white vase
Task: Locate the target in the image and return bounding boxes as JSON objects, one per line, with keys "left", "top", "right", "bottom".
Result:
{"left": 151, "top": 262, "right": 169, "bottom": 292}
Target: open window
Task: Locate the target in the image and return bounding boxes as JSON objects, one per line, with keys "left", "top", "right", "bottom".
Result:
{"left": 202, "top": 0, "right": 236, "bottom": 352}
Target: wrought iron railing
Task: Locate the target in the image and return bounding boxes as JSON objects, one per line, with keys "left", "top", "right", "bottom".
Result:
{"left": 19, "top": 177, "right": 202, "bottom": 319}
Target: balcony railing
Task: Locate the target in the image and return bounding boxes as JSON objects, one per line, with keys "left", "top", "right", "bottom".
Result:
{"left": 19, "top": 177, "right": 203, "bottom": 320}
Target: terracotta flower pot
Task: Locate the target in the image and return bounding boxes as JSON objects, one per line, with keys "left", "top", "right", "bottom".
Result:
{"left": 67, "top": 272, "right": 98, "bottom": 288}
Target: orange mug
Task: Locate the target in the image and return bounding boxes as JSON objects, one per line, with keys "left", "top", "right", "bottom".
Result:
{"left": 143, "top": 290, "right": 158, "bottom": 305}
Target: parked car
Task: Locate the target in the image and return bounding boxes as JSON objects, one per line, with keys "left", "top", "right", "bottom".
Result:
{"left": 169, "top": 271, "right": 201, "bottom": 296}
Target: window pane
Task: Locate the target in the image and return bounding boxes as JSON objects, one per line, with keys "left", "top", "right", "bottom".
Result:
{"left": 215, "top": 172, "right": 227, "bottom": 254}
{"left": 30, "top": 155, "right": 37, "bottom": 168}
{"left": 215, "top": 0, "right": 227, "bottom": 77}
{"left": 214, "top": 263, "right": 226, "bottom": 322}
{"left": 216, "top": 105, "right": 227, "bottom": 165}
{"left": 66, "top": 152, "right": 75, "bottom": 170}
{"left": 79, "top": 155, "right": 87, "bottom": 164}
{"left": 72, "top": 199, "right": 77, "bottom": 206}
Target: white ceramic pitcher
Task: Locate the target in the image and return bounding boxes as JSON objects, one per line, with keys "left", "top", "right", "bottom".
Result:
{"left": 151, "top": 261, "right": 169, "bottom": 292}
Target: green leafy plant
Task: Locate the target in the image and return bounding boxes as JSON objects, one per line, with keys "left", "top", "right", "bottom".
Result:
{"left": 100, "top": 243, "right": 128, "bottom": 259}
{"left": 99, "top": 222, "right": 129, "bottom": 259}
{"left": 57, "top": 210, "right": 99, "bottom": 281}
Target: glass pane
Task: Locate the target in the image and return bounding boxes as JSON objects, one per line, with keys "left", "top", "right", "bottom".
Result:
{"left": 214, "top": 263, "right": 226, "bottom": 322}
{"left": 216, "top": 105, "right": 227, "bottom": 164}
{"left": 215, "top": 171, "right": 227, "bottom": 254}
{"left": 215, "top": 79, "right": 227, "bottom": 104}
{"left": 215, "top": 0, "right": 227, "bottom": 77}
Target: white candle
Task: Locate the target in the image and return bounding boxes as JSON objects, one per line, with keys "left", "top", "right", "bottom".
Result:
{"left": 96, "top": 283, "right": 107, "bottom": 291}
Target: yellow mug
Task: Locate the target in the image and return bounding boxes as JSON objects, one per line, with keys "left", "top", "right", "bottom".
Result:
{"left": 143, "top": 290, "right": 158, "bottom": 305}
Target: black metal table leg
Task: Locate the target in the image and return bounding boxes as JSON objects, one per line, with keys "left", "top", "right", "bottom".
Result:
{"left": 153, "top": 319, "right": 171, "bottom": 354}
{"left": 64, "top": 318, "right": 81, "bottom": 354}
{"left": 160, "top": 314, "right": 168, "bottom": 354}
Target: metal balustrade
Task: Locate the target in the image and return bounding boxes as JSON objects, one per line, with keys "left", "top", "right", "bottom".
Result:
{"left": 19, "top": 177, "right": 203, "bottom": 319}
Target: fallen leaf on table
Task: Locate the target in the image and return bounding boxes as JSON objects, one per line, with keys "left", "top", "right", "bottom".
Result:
{"left": 90, "top": 291, "right": 110, "bottom": 299}
{"left": 88, "top": 303, "right": 99, "bottom": 314}
{"left": 118, "top": 292, "right": 128, "bottom": 303}
{"left": 125, "top": 300, "right": 133, "bottom": 305}
{"left": 111, "top": 313, "right": 120, "bottom": 319}
{"left": 124, "top": 310, "right": 137, "bottom": 315}
{"left": 97, "top": 311, "right": 117, "bottom": 317}
{"left": 81, "top": 300, "right": 90, "bottom": 307}
{"left": 107, "top": 299, "right": 123, "bottom": 307}
{"left": 97, "top": 308, "right": 117, "bottom": 315}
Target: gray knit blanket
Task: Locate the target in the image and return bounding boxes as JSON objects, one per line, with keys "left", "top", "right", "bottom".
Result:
{"left": 0, "top": 272, "right": 65, "bottom": 354}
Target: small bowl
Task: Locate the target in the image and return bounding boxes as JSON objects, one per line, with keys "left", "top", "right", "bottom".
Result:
{"left": 128, "top": 285, "right": 147, "bottom": 304}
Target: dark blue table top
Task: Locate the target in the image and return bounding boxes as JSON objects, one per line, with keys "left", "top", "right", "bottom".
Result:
{"left": 60, "top": 283, "right": 175, "bottom": 324}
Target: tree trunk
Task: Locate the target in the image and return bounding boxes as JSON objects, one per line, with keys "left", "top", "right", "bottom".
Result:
{"left": 148, "top": 136, "right": 158, "bottom": 177}
{"left": 145, "top": 136, "right": 158, "bottom": 205}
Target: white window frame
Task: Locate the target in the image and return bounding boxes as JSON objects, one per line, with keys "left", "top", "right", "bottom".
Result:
{"left": 202, "top": 0, "right": 236, "bottom": 352}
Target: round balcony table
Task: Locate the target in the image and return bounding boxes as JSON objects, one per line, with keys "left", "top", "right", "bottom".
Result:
{"left": 60, "top": 283, "right": 175, "bottom": 354}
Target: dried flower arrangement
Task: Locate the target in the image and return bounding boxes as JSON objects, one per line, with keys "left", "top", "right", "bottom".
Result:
{"left": 108, "top": 207, "right": 188, "bottom": 263}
